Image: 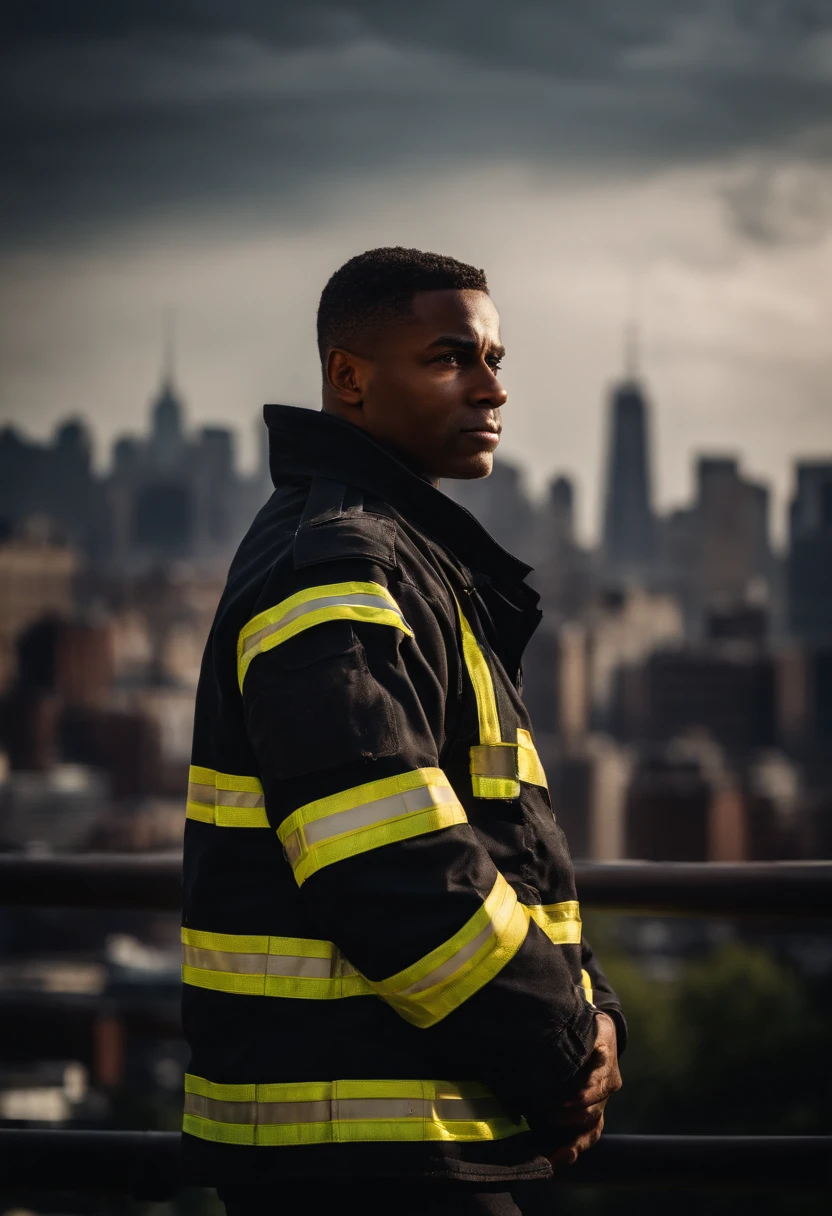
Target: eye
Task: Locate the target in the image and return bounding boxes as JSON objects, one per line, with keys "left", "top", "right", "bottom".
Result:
{"left": 439, "top": 352, "right": 460, "bottom": 365}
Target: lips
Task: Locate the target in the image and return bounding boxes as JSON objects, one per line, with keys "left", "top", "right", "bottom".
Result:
{"left": 461, "top": 422, "right": 501, "bottom": 437}
{"left": 461, "top": 427, "right": 501, "bottom": 445}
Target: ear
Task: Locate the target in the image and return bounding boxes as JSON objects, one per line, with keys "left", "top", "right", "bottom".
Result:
{"left": 325, "top": 348, "right": 372, "bottom": 408}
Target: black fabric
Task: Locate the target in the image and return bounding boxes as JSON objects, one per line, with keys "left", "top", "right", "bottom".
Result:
{"left": 219, "top": 1178, "right": 556, "bottom": 1216}
{"left": 181, "top": 405, "right": 626, "bottom": 1187}
{"left": 265, "top": 404, "right": 535, "bottom": 591}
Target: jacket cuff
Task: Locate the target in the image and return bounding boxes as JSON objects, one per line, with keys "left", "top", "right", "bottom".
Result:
{"left": 519, "top": 999, "right": 597, "bottom": 1153}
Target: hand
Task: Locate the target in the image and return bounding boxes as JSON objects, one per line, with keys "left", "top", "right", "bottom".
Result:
{"left": 548, "top": 1011, "right": 622, "bottom": 1168}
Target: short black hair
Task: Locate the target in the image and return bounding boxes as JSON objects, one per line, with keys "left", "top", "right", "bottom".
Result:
{"left": 317, "top": 246, "right": 488, "bottom": 365}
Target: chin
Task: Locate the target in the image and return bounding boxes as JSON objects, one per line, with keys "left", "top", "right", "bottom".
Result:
{"left": 444, "top": 452, "right": 494, "bottom": 480}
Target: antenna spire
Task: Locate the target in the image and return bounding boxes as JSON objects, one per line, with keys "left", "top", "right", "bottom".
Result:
{"left": 624, "top": 316, "right": 639, "bottom": 380}
{"left": 162, "top": 307, "right": 176, "bottom": 386}
{"left": 624, "top": 275, "right": 641, "bottom": 380}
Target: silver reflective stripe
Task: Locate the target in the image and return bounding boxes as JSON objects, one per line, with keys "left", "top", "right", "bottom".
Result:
{"left": 187, "top": 782, "right": 216, "bottom": 805}
{"left": 396, "top": 920, "right": 496, "bottom": 997}
{"left": 303, "top": 783, "right": 456, "bottom": 847}
{"left": 185, "top": 1094, "right": 333, "bottom": 1125}
{"left": 470, "top": 746, "right": 518, "bottom": 779}
{"left": 184, "top": 1092, "right": 503, "bottom": 1126}
{"left": 187, "top": 784, "right": 264, "bottom": 809}
{"left": 241, "top": 593, "right": 406, "bottom": 658}
{"left": 217, "top": 790, "right": 265, "bottom": 808}
{"left": 182, "top": 946, "right": 355, "bottom": 979}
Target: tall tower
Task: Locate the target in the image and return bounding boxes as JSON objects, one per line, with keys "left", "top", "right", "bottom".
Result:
{"left": 788, "top": 461, "right": 832, "bottom": 642}
{"left": 601, "top": 323, "right": 656, "bottom": 580}
{"left": 149, "top": 311, "right": 185, "bottom": 470}
{"left": 549, "top": 475, "right": 575, "bottom": 545}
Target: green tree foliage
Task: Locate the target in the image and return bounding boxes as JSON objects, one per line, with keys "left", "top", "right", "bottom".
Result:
{"left": 587, "top": 916, "right": 830, "bottom": 1137}
{"left": 553, "top": 917, "right": 830, "bottom": 1216}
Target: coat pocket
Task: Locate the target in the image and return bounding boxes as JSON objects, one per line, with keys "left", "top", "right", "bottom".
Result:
{"left": 244, "top": 620, "right": 400, "bottom": 781}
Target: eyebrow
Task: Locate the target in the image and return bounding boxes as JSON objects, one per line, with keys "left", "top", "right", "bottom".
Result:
{"left": 426, "top": 335, "right": 506, "bottom": 359}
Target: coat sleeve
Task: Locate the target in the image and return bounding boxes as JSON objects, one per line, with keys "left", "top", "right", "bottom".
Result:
{"left": 581, "top": 937, "right": 628, "bottom": 1056}
{"left": 240, "top": 555, "right": 598, "bottom": 1138}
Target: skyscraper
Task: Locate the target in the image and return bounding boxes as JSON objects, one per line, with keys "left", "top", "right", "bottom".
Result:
{"left": 788, "top": 461, "right": 832, "bottom": 642}
{"left": 601, "top": 327, "right": 657, "bottom": 580}
{"left": 695, "top": 456, "right": 772, "bottom": 612}
{"left": 549, "top": 475, "right": 575, "bottom": 545}
{"left": 148, "top": 315, "right": 185, "bottom": 471}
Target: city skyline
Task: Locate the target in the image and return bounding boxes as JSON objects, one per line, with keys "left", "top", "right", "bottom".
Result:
{"left": 3, "top": 5, "right": 832, "bottom": 548}
{"left": 0, "top": 334, "right": 821, "bottom": 554}
{"left": 1, "top": 8, "right": 831, "bottom": 1188}
{"left": 1, "top": 256, "right": 828, "bottom": 551}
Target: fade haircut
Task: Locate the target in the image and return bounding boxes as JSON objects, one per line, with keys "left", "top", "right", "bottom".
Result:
{"left": 317, "top": 246, "right": 488, "bottom": 365}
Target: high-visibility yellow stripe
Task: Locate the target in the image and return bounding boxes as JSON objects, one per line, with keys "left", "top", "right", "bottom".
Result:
{"left": 454, "top": 599, "right": 549, "bottom": 800}
{"left": 468, "top": 732, "right": 548, "bottom": 800}
{"left": 580, "top": 968, "right": 595, "bottom": 1006}
{"left": 277, "top": 768, "right": 467, "bottom": 887}
{"left": 455, "top": 597, "right": 501, "bottom": 744}
{"left": 372, "top": 873, "right": 529, "bottom": 1028}
{"left": 469, "top": 744, "right": 520, "bottom": 800}
{"left": 180, "top": 927, "right": 373, "bottom": 999}
{"left": 237, "top": 581, "right": 413, "bottom": 689}
{"left": 517, "top": 729, "right": 548, "bottom": 789}
{"left": 182, "top": 1075, "right": 528, "bottom": 1146}
{"left": 185, "top": 766, "right": 269, "bottom": 828}
{"left": 182, "top": 966, "right": 372, "bottom": 1000}
{"left": 182, "top": 1113, "right": 527, "bottom": 1146}
{"left": 528, "top": 900, "right": 582, "bottom": 946}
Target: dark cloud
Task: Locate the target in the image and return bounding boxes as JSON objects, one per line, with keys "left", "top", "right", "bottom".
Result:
{"left": 4, "top": 1, "right": 830, "bottom": 73}
{"left": 2, "top": 0, "right": 832, "bottom": 246}
{"left": 723, "top": 159, "right": 832, "bottom": 245}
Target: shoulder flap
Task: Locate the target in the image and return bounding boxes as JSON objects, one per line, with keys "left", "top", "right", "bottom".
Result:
{"left": 293, "top": 477, "right": 398, "bottom": 569}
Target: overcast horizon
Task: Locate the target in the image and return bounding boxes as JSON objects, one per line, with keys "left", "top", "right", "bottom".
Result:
{"left": 2, "top": 1, "right": 831, "bottom": 543}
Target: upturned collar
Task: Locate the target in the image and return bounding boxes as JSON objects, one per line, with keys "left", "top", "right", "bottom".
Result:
{"left": 264, "top": 404, "right": 537, "bottom": 599}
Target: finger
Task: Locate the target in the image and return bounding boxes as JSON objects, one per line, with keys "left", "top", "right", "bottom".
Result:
{"left": 564, "top": 1067, "right": 622, "bottom": 1108}
{"left": 592, "top": 1013, "right": 618, "bottom": 1049}
{"left": 548, "top": 1145, "right": 579, "bottom": 1168}
{"left": 549, "top": 1117, "right": 605, "bottom": 1167}
{"left": 550, "top": 1115, "right": 605, "bottom": 1163}
{"left": 553, "top": 1102, "right": 606, "bottom": 1129}
{"left": 564, "top": 1079, "right": 611, "bottom": 1108}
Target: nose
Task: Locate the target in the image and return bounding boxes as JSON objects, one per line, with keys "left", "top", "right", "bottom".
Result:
{"left": 471, "top": 363, "right": 508, "bottom": 410}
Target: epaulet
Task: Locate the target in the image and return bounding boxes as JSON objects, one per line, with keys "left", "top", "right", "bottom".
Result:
{"left": 293, "top": 477, "right": 398, "bottom": 569}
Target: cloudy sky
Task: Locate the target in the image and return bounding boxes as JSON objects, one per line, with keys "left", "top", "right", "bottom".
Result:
{"left": 2, "top": 1, "right": 831, "bottom": 542}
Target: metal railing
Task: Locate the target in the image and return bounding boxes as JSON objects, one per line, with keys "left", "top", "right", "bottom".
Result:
{"left": 2, "top": 853, "right": 831, "bottom": 915}
{"left": 0, "top": 1129, "right": 829, "bottom": 1194}
{"left": 1, "top": 854, "right": 830, "bottom": 1196}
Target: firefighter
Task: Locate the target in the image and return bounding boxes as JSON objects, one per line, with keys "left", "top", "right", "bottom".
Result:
{"left": 181, "top": 247, "right": 625, "bottom": 1215}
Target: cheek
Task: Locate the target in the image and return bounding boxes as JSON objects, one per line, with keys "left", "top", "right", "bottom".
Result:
{"left": 367, "top": 368, "right": 460, "bottom": 450}
{"left": 416, "top": 402, "right": 461, "bottom": 446}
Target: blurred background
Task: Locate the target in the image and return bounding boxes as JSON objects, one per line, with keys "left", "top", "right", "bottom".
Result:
{"left": 0, "top": 2, "right": 830, "bottom": 1213}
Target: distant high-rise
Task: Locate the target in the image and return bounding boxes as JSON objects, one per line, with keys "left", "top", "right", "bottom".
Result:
{"left": 658, "top": 454, "right": 777, "bottom": 639}
{"left": 149, "top": 316, "right": 185, "bottom": 470}
{"left": 601, "top": 327, "right": 656, "bottom": 580}
{"left": 149, "top": 381, "right": 185, "bottom": 471}
{"left": 549, "top": 476, "right": 575, "bottom": 545}
{"left": 788, "top": 461, "right": 832, "bottom": 642}
{"left": 0, "top": 319, "right": 272, "bottom": 574}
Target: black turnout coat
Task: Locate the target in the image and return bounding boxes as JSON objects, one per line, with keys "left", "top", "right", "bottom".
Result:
{"left": 181, "top": 404, "right": 625, "bottom": 1187}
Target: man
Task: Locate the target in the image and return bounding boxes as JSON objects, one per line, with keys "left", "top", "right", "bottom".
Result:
{"left": 181, "top": 247, "right": 624, "bottom": 1215}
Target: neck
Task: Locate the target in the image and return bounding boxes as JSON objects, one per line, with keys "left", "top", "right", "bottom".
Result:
{"left": 320, "top": 404, "right": 440, "bottom": 488}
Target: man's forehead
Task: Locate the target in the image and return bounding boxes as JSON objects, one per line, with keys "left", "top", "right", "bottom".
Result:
{"left": 408, "top": 288, "right": 501, "bottom": 340}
